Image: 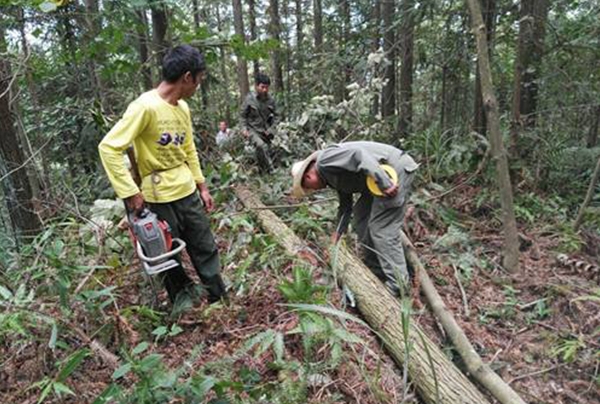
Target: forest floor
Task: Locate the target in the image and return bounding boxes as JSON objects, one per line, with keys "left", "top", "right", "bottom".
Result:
{"left": 1, "top": 177, "right": 599, "bottom": 404}
{"left": 408, "top": 183, "right": 600, "bottom": 404}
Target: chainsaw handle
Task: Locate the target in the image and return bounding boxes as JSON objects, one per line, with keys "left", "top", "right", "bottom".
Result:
{"left": 127, "top": 207, "right": 151, "bottom": 224}
{"left": 135, "top": 238, "right": 187, "bottom": 264}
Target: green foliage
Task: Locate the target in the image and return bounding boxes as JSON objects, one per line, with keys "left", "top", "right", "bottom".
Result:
{"left": 551, "top": 337, "right": 587, "bottom": 363}
{"left": 479, "top": 285, "right": 522, "bottom": 323}
{"left": 555, "top": 223, "right": 585, "bottom": 253}
{"left": 278, "top": 267, "right": 327, "bottom": 304}
{"left": 513, "top": 192, "right": 568, "bottom": 225}
{"left": 291, "top": 312, "right": 365, "bottom": 367}
{"left": 100, "top": 342, "right": 179, "bottom": 404}
{"left": 151, "top": 324, "right": 183, "bottom": 343}
{"left": 276, "top": 54, "right": 388, "bottom": 161}
{"left": 0, "top": 283, "right": 57, "bottom": 345}
{"left": 406, "top": 129, "right": 487, "bottom": 182}
{"left": 121, "top": 305, "right": 165, "bottom": 338}
{"left": 542, "top": 146, "right": 600, "bottom": 198}
{"left": 230, "top": 34, "right": 279, "bottom": 61}
{"left": 30, "top": 349, "right": 90, "bottom": 404}
{"left": 288, "top": 205, "right": 325, "bottom": 239}
{"left": 243, "top": 328, "right": 286, "bottom": 363}
{"left": 432, "top": 225, "right": 491, "bottom": 283}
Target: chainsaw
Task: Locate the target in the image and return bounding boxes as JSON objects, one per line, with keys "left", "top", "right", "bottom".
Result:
{"left": 128, "top": 208, "right": 186, "bottom": 276}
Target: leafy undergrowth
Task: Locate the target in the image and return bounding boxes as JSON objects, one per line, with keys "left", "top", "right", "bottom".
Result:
{"left": 0, "top": 166, "right": 408, "bottom": 404}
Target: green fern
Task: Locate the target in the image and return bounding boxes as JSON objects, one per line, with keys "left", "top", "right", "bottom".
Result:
{"left": 278, "top": 267, "right": 326, "bottom": 304}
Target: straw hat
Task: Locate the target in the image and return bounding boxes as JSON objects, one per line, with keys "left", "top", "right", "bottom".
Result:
{"left": 290, "top": 151, "right": 320, "bottom": 198}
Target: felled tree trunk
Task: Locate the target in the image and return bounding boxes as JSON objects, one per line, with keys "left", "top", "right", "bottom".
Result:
{"left": 235, "top": 186, "right": 491, "bottom": 404}
{"left": 401, "top": 233, "right": 528, "bottom": 404}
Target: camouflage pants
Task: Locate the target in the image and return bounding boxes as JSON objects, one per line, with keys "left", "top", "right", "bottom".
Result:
{"left": 250, "top": 131, "right": 274, "bottom": 173}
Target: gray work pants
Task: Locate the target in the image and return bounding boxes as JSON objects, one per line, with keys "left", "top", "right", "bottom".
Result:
{"left": 250, "top": 132, "right": 274, "bottom": 173}
{"left": 147, "top": 192, "right": 226, "bottom": 303}
{"left": 353, "top": 158, "right": 416, "bottom": 295}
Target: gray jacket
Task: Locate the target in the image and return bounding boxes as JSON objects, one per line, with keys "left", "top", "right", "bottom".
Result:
{"left": 316, "top": 141, "right": 418, "bottom": 233}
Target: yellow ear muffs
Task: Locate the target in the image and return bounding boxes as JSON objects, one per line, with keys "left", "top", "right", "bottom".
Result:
{"left": 366, "top": 164, "right": 398, "bottom": 196}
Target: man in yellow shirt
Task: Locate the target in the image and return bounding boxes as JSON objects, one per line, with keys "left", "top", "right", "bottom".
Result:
{"left": 98, "top": 45, "right": 226, "bottom": 304}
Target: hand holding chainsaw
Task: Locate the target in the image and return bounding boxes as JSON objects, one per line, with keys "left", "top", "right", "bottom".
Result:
{"left": 126, "top": 193, "right": 145, "bottom": 215}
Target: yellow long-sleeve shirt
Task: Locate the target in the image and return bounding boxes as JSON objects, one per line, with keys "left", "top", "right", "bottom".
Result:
{"left": 98, "top": 90, "right": 205, "bottom": 203}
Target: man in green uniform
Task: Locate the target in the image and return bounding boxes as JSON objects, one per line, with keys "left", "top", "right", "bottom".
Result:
{"left": 240, "top": 73, "right": 279, "bottom": 173}
{"left": 291, "top": 141, "right": 418, "bottom": 294}
{"left": 98, "top": 45, "right": 226, "bottom": 304}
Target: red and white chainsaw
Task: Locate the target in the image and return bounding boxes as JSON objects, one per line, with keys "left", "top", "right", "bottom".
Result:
{"left": 128, "top": 209, "right": 186, "bottom": 276}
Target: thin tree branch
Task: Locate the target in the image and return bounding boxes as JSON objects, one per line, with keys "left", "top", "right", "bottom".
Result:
{"left": 0, "top": 137, "right": 51, "bottom": 183}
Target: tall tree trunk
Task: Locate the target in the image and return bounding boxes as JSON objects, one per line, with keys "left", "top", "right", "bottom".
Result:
{"left": 0, "top": 32, "right": 42, "bottom": 237}
{"left": 586, "top": 105, "right": 600, "bottom": 148}
{"left": 283, "top": 0, "right": 292, "bottom": 109}
{"left": 381, "top": 0, "right": 396, "bottom": 118}
{"left": 136, "top": 9, "right": 153, "bottom": 90}
{"left": 466, "top": 0, "right": 519, "bottom": 272}
{"left": 193, "top": 4, "right": 209, "bottom": 110}
{"left": 398, "top": 0, "right": 415, "bottom": 137}
{"left": 335, "top": 0, "right": 351, "bottom": 102}
{"left": 16, "top": 7, "right": 49, "bottom": 198}
{"left": 268, "top": 0, "right": 285, "bottom": 93}
{"left": 192, "top": 0, "right": 200, "bottom": 30}
{"left": 294, "top": 0, "right": 304, "bottom": 91}
{"left": 313, "top": 0, "right": 323, "bottom": 53}
{"left": 57, "top": 6, "right": 81, "bottom": 178}
{"left": 151, "top": 4, "right": 169, "bottom": 70}
{"left": 232, "top": 0, "right": 250, "bottom": 101}
{"left": 370, "top": 0, "right": 381, "bottom": 116}
{"left": 247, "top": 0, "right": 260, "bottom": 75}
{"left": 473, "top": 0, "right": 496, "bottom": 136}
{"left": 216, "top": 4, "right": 232, "bottom": 122}
{"left": 84, "top": 0, "right": 113, "bottom": 114}
{"left": 510, "top": 0, "right": 549, "bottom": 151}
{"left": 440, "top": 64, "right": 447, "bottom": 130}
{"left": 16, "top": 8, "right": 38, "bottom": 108}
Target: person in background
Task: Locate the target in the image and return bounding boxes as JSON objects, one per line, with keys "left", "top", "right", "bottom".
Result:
{"left": 240, "top": 73, "right": 279, "bottom": 173}
{"left": 98, "top": 45, "right": 227, "bottom": 305}
{"left": 215, "top": 120, "right": 232, "bottom": 149}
